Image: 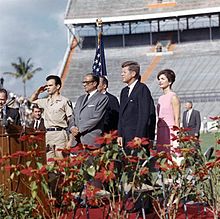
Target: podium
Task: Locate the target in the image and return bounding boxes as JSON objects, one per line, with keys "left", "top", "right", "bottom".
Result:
{"left": 0, "top": 123, "right": 46, "bottom": 195}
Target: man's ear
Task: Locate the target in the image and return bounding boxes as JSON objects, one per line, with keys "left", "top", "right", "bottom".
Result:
{"left": 57, "top": 84, "right": 61, "bottom": 90}
{"left": 131, "top": 71, "right": 136, "bottom": 78}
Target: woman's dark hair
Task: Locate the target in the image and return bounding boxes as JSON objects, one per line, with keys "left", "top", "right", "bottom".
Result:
{"left": 157, "top": 69, "right": 176, "bottom": 88}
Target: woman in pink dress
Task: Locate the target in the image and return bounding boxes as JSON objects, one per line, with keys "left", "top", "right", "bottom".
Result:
{"left": 156, "top": 69, "right": 180, "bottom": 153}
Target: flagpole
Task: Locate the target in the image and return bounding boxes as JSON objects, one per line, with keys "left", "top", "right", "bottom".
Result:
{"left": 96, "top": 18, "right": 103, "bottom": 45}
{"left": 92, "top": 18, "right": 107, "bottom": 76}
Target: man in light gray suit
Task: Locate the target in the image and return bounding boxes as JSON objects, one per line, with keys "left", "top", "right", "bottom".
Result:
{"left": 69, "top": 73, "right": 108, "bottom": 147}
{"left": 182, "top": 101, "right": 201, "bottom": 138}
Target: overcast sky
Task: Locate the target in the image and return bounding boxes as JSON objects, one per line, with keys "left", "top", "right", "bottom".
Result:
{"left": 0, "top": 0, "right": 68, "bottom": 97}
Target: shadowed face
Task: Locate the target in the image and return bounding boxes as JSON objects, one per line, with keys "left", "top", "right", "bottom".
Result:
{"left": 97, "top": 77, "right": 107, "bottom": 93}
{"left": 0, "top": 92, "right": 7, "bottom": 109}
{"left": 32, "top": 108, "right": 42, "bottom": 120}
{"left": 185, "top": 102, "right": 192, "bottom": 110}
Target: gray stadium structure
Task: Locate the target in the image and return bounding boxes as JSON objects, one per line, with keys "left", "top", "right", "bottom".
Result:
{"left": 61, "top": 0, "right": 220, "bottom": 129}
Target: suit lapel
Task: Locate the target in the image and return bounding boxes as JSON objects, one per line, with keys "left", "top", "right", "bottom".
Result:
{"left": 80, "top": 91, "right": 99, "bottom": 112}
{"left": 80, "top": 94, "right": 89, "bottom": 110}
{"left": 189, "top": 110, "right": 194, "bottom": 124}
{"left": 121, "top": 82, "right": 140, "bottom": 113}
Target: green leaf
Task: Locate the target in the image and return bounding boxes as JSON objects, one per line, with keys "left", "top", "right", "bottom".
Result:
{"left": 30, "top": 181, "right": 38, "bottom": 199}
{"left": 87, "top": 165, "right": 96, "bottom": 177}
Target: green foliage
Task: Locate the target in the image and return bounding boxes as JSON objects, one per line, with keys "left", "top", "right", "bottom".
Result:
{"left": 0, "top": 187, "right": 41, "bottom": 219}
{"left": 4, "top": 57, "right": 42, "bottom": 96}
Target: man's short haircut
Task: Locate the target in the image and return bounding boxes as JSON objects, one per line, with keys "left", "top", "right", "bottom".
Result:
{"left": 0, "top": 88, "right": 8, "bottom": 99}
{"left": 46, "top": 75, "right": 62, "bottom": 88}
{"left": 32, "top": 104, "right": 42, "bottom": 112}
{"left": 86, "top": 73, "right": 100, "bottom": 87}
{"left": 100, "top": 76, "right": 108, "bottom": 88}
{"left": 186, "top": 100, "right": 193, "bottom": 106}
{"left": 121, "top": 61, "right": 140, "bottom": 79}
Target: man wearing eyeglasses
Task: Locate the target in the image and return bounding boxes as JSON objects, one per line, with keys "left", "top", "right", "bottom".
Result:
{"left": 69, "top": 73, "right": 108, "bottom": 147}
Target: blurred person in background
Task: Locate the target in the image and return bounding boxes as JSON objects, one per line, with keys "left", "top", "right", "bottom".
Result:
{"left": 30, "top": 104, "right": 45, "bottom": 131}
{"left": 182, "top": 101, "right": 201, "bottom": 139}
{"left": 97, "top": 76, "right": 119, "bottom": 133}
{"left": 0, "top": 88, "right": 20, "bottom": 126}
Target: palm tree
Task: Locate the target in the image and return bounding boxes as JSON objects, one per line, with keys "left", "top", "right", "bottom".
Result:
{"left": 4, "top": 57, "right": 42, "bottom": 97}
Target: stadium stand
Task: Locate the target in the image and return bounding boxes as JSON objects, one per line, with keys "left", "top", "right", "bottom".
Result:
{"left": 61, "top": 0, "right": 220, "bottom": 127}
{"left": 65, "top": 0, "right": 220, "bottom": 20}
{"left": 62, "top": 38, "right": 220, "bottom": 120}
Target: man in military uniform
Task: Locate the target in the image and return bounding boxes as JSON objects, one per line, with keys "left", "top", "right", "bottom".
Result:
{"left": 30, "top": 75, "right": 73, "bottom": 161}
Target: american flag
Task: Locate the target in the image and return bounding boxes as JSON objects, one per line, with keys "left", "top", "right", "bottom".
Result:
{"left": 92, "top": 33, "right": 107, "bottom": 76}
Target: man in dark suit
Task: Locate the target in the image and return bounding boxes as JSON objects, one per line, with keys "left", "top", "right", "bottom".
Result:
{"left": 98, "top": 76, "right": 119, "bottom": 133}
{"left": 182, "top": 101, "right": 201, "bottom": 138}
{"left": 69, "top": 73, "right": 108, "bottom": 147}
{"left": 117, "top": 61, "right": 156, "bottom": 154}
{"left": 30, "top": 104, "right": 45, "bottom": 131}
{"left": 0, "top": 88, "right": 20, "bottom": 126}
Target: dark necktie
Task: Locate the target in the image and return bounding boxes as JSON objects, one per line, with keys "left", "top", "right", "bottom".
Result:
{"left": 83, "top": 93, "right": 90, "bottom": 105}
{"left": 34, "top": 120, "right": 39, "bottom": 129}
{"left": 125, "top": 86, "right": 130, "bottom": 98}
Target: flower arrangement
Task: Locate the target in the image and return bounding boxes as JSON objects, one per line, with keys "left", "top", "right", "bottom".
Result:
{"left": 0, "top": 121, "right": 220, "bottom": 219}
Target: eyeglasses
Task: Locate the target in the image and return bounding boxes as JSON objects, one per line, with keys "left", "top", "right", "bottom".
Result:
{"left": 82, "top": 81, "right": 94, "bottom": 84}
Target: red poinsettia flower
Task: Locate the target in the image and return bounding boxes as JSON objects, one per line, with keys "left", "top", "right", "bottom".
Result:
{"left": 11, "top": 151, "right": 28, "bottom": 158}
{"left": 217, "top": 139, "right": 220, "bottom": 145}
{"left": 4, "top": 164, "right": 16, "bottom": 171}
{"left": 95, "top": 130, "right": 118, "bottom": 145}
{"left": 127, "top": 137, "right": 149, "bottom": 149}
{"left": 95, "top": 163, "right": 116, "bottom": 183}
{"left": 69, "top": 144, "right": 85, "bottom": 153}
{"left": 19, "top": 135, "right": 29, "bottom": 142}
{"left": 171, "top": 134, "right": 178, "bottom": 141}
{"left": 150, "top": 149, "right": 158, "bottom": 157}
{"left": 139, "top": 167, "right": 149, "bottom": 175}
{"left": 195, "top": 168, "right": 209, "bottom": 179}
{"left": 215, "top": 150, "right": 220, "bottom": 157}
{"left": 19, "top": 133, "right": 44, "bottom": 144}
{"left": 69, "top": 154, "right": 89, "bottom": 166}
{"left": 171, "top": 126, "right": 180, "bottom": 131}
{"left": 206, "top": 161, "right": 216, "bottom": 169}
{"left": 47, "top": 158, "right": 55, "bottom": 163}
{"left": 85, "top": 183, "right": 101, "bottom": 199}
{"left": 38, "top": 166, "right": 47, "bottom": 175}
{"left": 173, "top": 147, "right": 195, "bottom": 155}
{"left": 209, "top": 116, "right": 220, "bottom": 121}
{"left": 21, "top": 167, "right": 33, "bottom": 176}
{"left": 85, "top": 144, "right": 99, "bottom": 150}
{"left": 126, "top": 156, "right": 139, "bottom": 163}
{"left": 62, "top": 192, "right": 75, "bottom": 205}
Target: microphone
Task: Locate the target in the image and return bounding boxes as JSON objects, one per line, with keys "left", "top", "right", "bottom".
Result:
{"left": 2, "top": 105, "right": 8, "bottom": 127}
